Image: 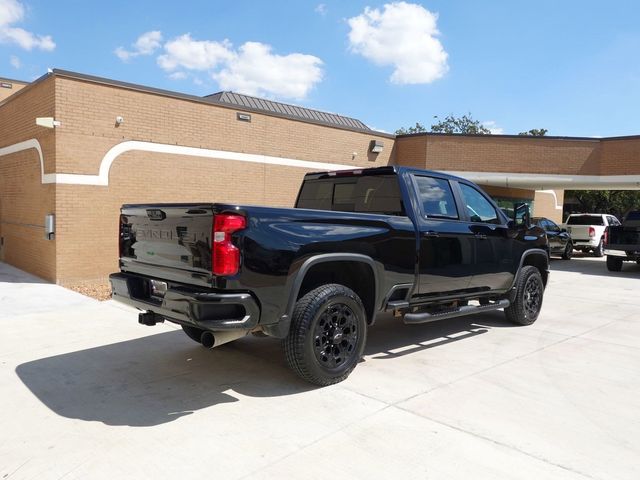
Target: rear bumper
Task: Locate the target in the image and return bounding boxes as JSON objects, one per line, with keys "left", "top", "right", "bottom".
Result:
{"left": 109, "top": 272, "right": 260, "bottom": 330}
{"left": 573, "top": 239, "right": 599, "bottom": 248}
{"left": 604, "top": 248, "right": 640, "bottom": 259}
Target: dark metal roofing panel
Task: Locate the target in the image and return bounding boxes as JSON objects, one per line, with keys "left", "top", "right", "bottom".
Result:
{"left": 204, "top": 91, "right": 370, "bottom": 131}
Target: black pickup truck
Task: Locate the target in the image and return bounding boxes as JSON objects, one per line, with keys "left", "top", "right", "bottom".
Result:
{"left": 110, "top": 166, "right": 549, "bottom": 385}
{"left": 605, "top": 210, "right": 640, "bottom": 271}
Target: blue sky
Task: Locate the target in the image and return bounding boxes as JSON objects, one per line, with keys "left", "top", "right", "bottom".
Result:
{"left": 2, "top": 0, "right": 640, "bottom": 137}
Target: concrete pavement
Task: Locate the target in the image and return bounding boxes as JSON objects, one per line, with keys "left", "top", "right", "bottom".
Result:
{"left": 0, "top": 257, "right": 639, "bottom": 479}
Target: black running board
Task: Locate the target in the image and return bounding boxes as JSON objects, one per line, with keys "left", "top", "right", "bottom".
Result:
{"left": 403, "top": 299, "right": 510, "bottom": 325}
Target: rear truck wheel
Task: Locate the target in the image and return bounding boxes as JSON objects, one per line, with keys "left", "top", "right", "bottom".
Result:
{"left": 606, "top": 255, "right": 623, "bottom": 272}
{"left": 594, "top": 239, "right": 605, "bottom": 257}
{"left": 283, "top": 284, "right": 367, "bottom": 386}
{"left": 182, "top": 324, "right": 205, "bottom": 344}
{"left": 505, "top": 266, "right": 544, "bottom": 326}
{"left": 562, "top": 242, "right": 573, "bottom": 260}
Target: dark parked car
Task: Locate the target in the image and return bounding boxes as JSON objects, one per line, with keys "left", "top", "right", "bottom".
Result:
{"left": 532, "top": 217, "right": 573, "bottom": 259}
{"left": 110, "top": 166, "right": 549, "bottom": 386}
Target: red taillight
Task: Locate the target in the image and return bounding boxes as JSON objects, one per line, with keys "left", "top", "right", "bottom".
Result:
{"left": 212, "top": 214, "right": 246, "bottom": 276}
{"left": 588, "top": 227, "right": 596, "bottom": 237}
{"left": 604, "top": 228, "right": 609, "bottom": 245}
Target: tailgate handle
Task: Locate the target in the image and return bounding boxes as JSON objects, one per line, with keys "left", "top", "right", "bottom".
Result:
{"left": 423, "top": 231, "right": 439, "bottom": 238}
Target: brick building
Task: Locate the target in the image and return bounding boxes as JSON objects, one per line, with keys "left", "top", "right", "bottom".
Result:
{"left": 1, "top": 70, "right": 639, "bottom": 286}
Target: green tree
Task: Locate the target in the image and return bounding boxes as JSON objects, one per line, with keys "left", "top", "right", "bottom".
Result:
{"left": 395, "top": 114, "right": 491, "bottom": 135}
{"left": 395, "top": 122, "right": 428, "bottom": 135}
{"left": 430, "top": 114, "right": 491, "bottom": 134}
{"left": 566, "top": 190, "right": 640, "bottom": 219}
{"left": 518, "top": 128, "right": 548, "bottom": 136}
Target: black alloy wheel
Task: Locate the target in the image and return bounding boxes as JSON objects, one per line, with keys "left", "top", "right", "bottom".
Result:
{"left": 562, "top": 242, "right": 573, "bottom": 260}
{"left": 284, "top": 284, "right": 367, "bottom": 386}
{"left": 505, "top": 265, "right": 544, "bottom": 326}
{"left": 312, "top": 302, "right": 359, "bottom": 369}
{"left": 523, "top": 275, "right": 543, "bottom": 319}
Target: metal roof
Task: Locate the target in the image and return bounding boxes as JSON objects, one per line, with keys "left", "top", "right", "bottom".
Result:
{"left": 204, "top": 91, "right": 371, "bottom": 131}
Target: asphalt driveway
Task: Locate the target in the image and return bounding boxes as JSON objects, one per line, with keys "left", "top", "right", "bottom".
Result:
{"left": 1, "top": 257, "right": 639, "bottom": 479}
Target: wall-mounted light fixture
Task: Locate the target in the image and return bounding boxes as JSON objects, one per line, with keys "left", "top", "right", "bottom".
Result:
{"left": 36, "top": 117, "right": 61, "bottom": 129}
{"left": 237, "top": 112, "right": 251, "bottom": 122}
{"left": 115, "top": 116, "right": 124, "bottom": 126}
{"left": 369, "top": 140, "right": 384, "bottom": 154}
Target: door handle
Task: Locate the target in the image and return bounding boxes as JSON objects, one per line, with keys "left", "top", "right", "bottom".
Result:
{"left": 423, "top": 231, "right": 440, "bottom": 238}
{"left": 474, "top": 233, "right": 488, "bottom": 240}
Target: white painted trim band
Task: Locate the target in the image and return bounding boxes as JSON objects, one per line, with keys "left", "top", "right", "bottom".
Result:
{"left": 2, "top": 139, "right": 640, "bottom": 189}
{"left": 0, "top": 139, "right": 47, "bottom": 182}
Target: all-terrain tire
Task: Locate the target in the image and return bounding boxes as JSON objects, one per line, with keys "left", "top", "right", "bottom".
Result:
{"left": 606, "top": 255, "right": 623, "bottom": 272}
{"left": 283, "top": 284, "right": 367, "bottom": 386}
{"left": 561, "top": 242, "right": 573, "bottom": 260}
{"left": 505, "top": 266, "right": 544, "bottom": 326}
{"left": 594, "top": 239, "right": 605, "bottom": 257}
{"left": 182, "top": 324, "right": 205, "bottom": 344}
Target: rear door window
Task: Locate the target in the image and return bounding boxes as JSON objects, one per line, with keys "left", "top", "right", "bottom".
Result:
{"left": 413, "top": 176, "right": 458, "bottom": 219}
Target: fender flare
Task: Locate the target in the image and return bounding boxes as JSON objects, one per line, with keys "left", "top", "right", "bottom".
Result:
{"left": 511, "top": 248, "right": 549, "bottom": 290}
{"left": 263, "top": 253, "right": 382, "bottom": 338}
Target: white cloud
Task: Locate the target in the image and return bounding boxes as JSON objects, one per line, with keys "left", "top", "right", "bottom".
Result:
{"left": 157, "top": 34, "right": 233, "bottom": 70}
{"left": 213, "top": 42, "right": 323, "bottom": 99}
{"left": 168, "top": 71, "right": 187, "bottom": 80}
{"left": 115, "top": 30, "right": 162, "bottom": 61}
{"left": 155, "top": 34, "right": 323, "bottom": 100}
{"left": 483, "top": 120, "right": 504, "bottom": 135}
{"left": 0, "top": 0, "right": 55, "bottom": 51}
{"left": 347, "top": 2, "right": 448, "bottom": 84}
{"left": 315, "top": 4, "right": 327, "bottom": 16}
{"left": 10, "top": 54, "right": 21, "bottom": 68}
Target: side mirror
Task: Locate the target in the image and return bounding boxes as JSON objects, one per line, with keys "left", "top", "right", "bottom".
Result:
{"left": 560, "top": 228, "right": 567, "bottom": 233}
{"left": 512, "top": 202, "right": 530, "bottom": 228}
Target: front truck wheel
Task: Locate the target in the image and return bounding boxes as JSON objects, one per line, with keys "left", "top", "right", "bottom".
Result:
{"left": 283, "top": 284, "right": 367, "bottom": 386}
{"left": 505, "top": 266, "right": 544, "bottom": 326}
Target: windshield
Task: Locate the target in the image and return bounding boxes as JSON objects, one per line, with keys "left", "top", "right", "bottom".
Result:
{"left": 567, "top": 215, "right": 604, "bottom": 226}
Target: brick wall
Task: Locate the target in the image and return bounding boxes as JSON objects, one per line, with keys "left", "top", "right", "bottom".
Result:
{"left": 52, "top": 77, "right": 393, "bottom": 284}
{"left": 0, "top": 78, "right": 28, "bottom": 103}
{"left": 599, "top": 138, "right": 640, "bottom": 175}
{"left": 396, "top": 134, "right": 602, "bottom": 175}
{"left": 0, "top": 77, "right": 56, "bottom": 280}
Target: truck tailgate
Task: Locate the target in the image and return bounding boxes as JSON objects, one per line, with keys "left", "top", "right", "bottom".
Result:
{"left": 608, "top": 226, "right": 640, "bottom": 250}
{"left": 566, "top": 225, "right": 595, "bottom": 241}
{"left": 120, "top": 204, "right": 214, "bottom": 285}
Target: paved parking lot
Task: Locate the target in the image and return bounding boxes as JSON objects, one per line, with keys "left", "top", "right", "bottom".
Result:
{"left": 1, "top": 257, "right": 639, "bottom": 479}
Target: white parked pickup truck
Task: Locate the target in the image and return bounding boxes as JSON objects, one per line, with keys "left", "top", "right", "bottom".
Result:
{"left": 564, "top": 213, "right": 621, "bottom": 257}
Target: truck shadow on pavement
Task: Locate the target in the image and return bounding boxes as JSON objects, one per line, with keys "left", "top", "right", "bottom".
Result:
{"left": 549, "top": 256, "right": 640, "bottom": 277}
{"left": 15, "top": 312, "right": 514, "bottom": 428}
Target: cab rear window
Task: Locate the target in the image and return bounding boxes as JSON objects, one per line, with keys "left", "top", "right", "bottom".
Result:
{"left": 296, "top": 174, "right": 405, "bottom": 216}
{"left": 567, "top": 215, "right": 604, "bottom": 226}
